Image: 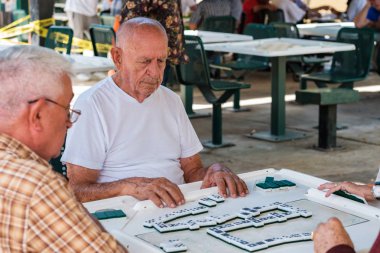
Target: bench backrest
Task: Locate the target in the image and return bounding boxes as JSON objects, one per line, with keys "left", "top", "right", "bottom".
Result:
{"left": 201, "top": 15, "right": 236, "bottom": 33}
{"left": 332, "top": 27, "right": 374, "bottom": 79}
{"left": 89, "top": 24, "right": 116, "bottom": 57}
{"left": 176, "top": 35, "right": 211, "bottom": 89}
{"left": 45, "top": 26, "right": 73, "bottom": 55}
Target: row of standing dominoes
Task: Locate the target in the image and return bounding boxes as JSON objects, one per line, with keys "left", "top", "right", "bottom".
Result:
{"left": 143, "top": 205, "right": 209, "bottom": 228}
{"left": 207, "top": 228, "right": 312, "bottom": 252}
{"left": 153, "top": 217, "right": 219, "bottom": 233}
{"left": 238, "top": 202, "right": 312, "bottom": 219}
{"left": 144, "top": 194, "right": 224, "bottom": 228}
{"left": 216, "top": 209, "right": 311, "bottom": 232}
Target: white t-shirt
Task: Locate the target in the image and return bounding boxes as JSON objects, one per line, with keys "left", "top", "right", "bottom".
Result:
{"left": 65, "top": 0, "right": 98, "bottom": 17}
{"left": 62, "top": 77, "right": 203, "bottom": 185}
{"left": 272, "top": 0, "right": 306, "bottom": 23}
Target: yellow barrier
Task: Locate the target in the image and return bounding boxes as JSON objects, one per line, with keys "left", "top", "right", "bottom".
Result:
{"left": 0, "top": 15, "right": 30, "bottom": 32}
{"left": 0, "top": 17, "right": 113, "bottom": 54}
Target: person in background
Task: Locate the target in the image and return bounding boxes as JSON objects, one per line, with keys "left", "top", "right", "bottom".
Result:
{"left": 315, "top": 169, "right": 380, "bottom": 252}
{"left": 111, "top": 0, "right": 123, "bottom": 16}
{"left": 181, "top": 0, "right": 197, "bottom": 16}
{"left": 62, "top": 17, "right": 248, "bottom": 207}
{"left": 64, "top": 0, "right": 100, "bottom": 39}
{"left": 189, "top": 0, "right": 232, "bottom": 30}
{"left": 230, "top": 0, "right": 243, "bottom": 28}
{"left": 293, "top": 0, "right": 341, "bottom": 21}
{"left": 0, "top": 45, "right": 126, "bottom": 253}
{"left": 242, "top": 0, "right": 277, "bottom": 24}
{"left": 100, "top": 0, "right": 111, "bottom": 15}
{"left": 313, "top": 217, "right": 380, "bottom": 253}
{"left": 347, "top": 0, "right": 366, "bottom": 21}
{"left": 120, "top": 0, "right": 188, "bottom": 85}
{"left": 318, "top": 167, "right": 380, "bottom": 202}
{"left": 354, "top": 0, "right": 380, "bottom": 28}
{"left": 271, "top": 0, "right": 306, "bottom": 23}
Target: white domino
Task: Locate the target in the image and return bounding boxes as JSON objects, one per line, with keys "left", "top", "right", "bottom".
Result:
{"left": 207, "top": 194, "right": 225, "bottom": 203}
{"left": 264, "top": 237, "right": 285, "bottom": 247}
{"left": 282, "top": 233, "right": 304, "bottom": 243}
{"left": 153, "top": 222, "right": 188, "bottom": 233}
{"left": 186, "top": 220, "right": 200, "bottom": 230}
{"left": 189, "top": 205, "right": 209, "bottom": 214}
{"left": 240, "top": 207, "right": 260, "bottom": 216}
{"left": 198, "top": 197, "right": 217, "bottom": 207}
{"left": 159, "top": 239, "right": 187, "bottom": 253}
{"left": 283, "top": 211, "right": 301, "bottom": 219}
{"left": 246, "top": 217, "right": 264, "bottom": 227}
{"left": 207, "top": 227, "right": 227, "bottom": 239}
{"left": 143, "top": 218, "right": 156, "bottom": 228}
{"left": 194, "top": 218, "right": 217, "bottom": 227}
{"left": 238, "top": 211, "right": 254, "bottom": 219}
{"left": 244, "top": 241, "right": 268, "bottom": 251}
{"left": 268, "top": 212, "right": 288, "bottom": 222}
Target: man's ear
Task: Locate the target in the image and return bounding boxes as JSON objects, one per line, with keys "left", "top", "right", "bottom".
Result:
{"left": 28, "top": 99, "right": 45, "bottom": 132}
{"left": 111, "top": 47, "right": 122, "bottom": 70}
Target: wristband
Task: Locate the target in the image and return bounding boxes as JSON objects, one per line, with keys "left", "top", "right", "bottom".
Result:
{"left": 372, "top": 185, "right": 380, "bottom": 200}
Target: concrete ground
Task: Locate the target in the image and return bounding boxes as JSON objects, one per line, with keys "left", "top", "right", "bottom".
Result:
{"left": 73, "top": 69, "right": 380, "bottom": 184}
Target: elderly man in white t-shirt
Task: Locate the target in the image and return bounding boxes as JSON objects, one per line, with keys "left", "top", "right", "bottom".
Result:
{"left": 62, "top": 17, "right": 248, "bottom": 208}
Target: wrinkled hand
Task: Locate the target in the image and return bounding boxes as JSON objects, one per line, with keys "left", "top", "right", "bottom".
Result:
{"left": 201, "top": 163, "right": 248, "bottom": 198}
{"left": 318, "top": 181, "right": 373, "bottom": 200}
{"left": 313, "top": 217, "right": 354, "bottom": 253}
{"left": 126, "top": 177, "right": 185, "bottom": 208}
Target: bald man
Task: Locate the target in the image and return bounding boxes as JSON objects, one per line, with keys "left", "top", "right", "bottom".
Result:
{"left": 62, "top": 17, "right": 248, "bottom": 208}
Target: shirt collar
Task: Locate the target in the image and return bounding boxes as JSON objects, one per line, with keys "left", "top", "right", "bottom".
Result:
{"left": 0, "top": 133, "right": 50, "bottom": 167}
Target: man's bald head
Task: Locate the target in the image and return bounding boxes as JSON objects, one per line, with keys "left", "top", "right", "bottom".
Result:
{"left": 116, "top": 17, "right": 168, "bottom": 49}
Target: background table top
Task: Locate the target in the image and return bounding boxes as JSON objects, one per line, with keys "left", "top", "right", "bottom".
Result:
{"left": 202, "top": 38, "right": 355, "bottom": 57}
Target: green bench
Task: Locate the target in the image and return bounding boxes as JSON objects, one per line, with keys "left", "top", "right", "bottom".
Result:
{"left": 295, "top": 88, "right": 359, "bottom": 149}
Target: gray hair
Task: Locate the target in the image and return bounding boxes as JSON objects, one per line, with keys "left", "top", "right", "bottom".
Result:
{"left": 0, "top": 45, "right": 72, "bottom": 118}
{"left": 116, "top": 17, "right": 167, "bottom": 48}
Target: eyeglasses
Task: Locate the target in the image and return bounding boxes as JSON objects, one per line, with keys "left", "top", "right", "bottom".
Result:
{"left": 28, "top": 98, "right": 81, "bottom": 123}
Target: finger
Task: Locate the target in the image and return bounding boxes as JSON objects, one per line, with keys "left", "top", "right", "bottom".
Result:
{"left": 163, "top": 183, "right": 186, "bottom": 206}
{"left": 223, "top": 174, "right": 238, "bottom": 198}
{"left": 234, "top": 177, "right": 248, "bottom": 197}
{"left": 155, "top": 187, "right": 177, "bottom": 208}
{"left": 215, "top": 176, "right": 228, "bottom": 198}
{"left": 318, "top": 182, "right": 336, "bottom": 190}
{"left": 200, "top": 179, "right": 211, "bottom": 189}
{"left": 149, "top": 193, "right": 165, "bottom": 208}
{"left": 240, "top": 178, "right": 249, "bottom": 194}
{"left": 325, "top": 185, "right": 341, "bottom": 197}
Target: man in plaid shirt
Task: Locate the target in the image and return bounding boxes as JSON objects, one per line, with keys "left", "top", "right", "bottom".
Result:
{"left": 0, "top": 45, "right": 126, "bottom": 253}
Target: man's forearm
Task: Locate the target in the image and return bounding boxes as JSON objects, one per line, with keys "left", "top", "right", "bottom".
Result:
{"left": 354, "top": 3, "right": 371, "bottom": 28}
{"left": 70, "top": 177, "right": 143, "bottom": 202}
{"left": 185, "top": 167, "right": 207, "bottom": 183}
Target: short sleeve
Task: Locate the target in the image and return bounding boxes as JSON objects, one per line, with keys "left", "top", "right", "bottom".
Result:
{"left": 366, "top": 7, "right": 380, "bottom": 22}
{"left": 175, "top": 96, "right": 203, "bottom": 158}
{"left": 61, "top": 96, "right": 107, "bottom": 170}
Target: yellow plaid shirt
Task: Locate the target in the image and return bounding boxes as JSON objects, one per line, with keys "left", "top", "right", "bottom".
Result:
{"left": 0, "top": 134, "right": 125, "bottom": 253}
